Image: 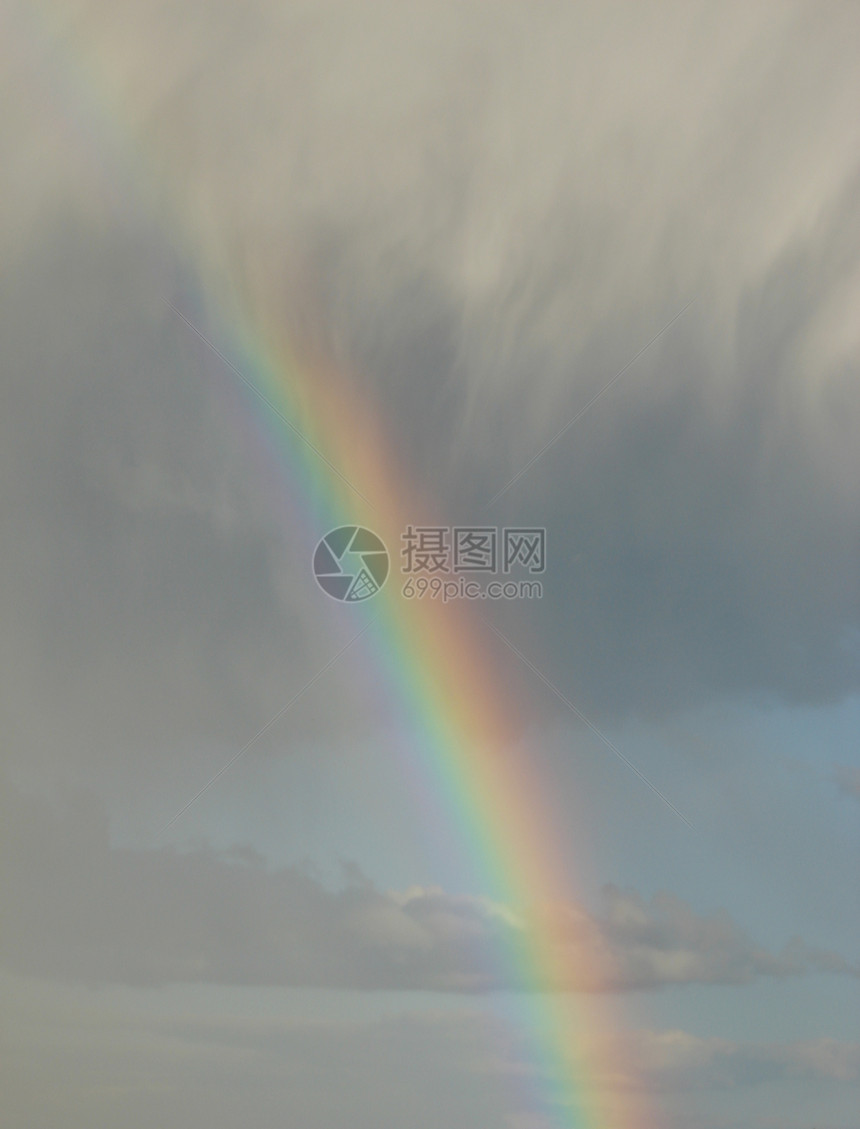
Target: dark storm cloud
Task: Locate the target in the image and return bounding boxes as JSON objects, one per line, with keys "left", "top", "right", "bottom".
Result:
{"left": 307, "top": 168, "right": 860, "bottom": 721}
{"left": 2, "top": 1, "right": 859, "bottom": 783}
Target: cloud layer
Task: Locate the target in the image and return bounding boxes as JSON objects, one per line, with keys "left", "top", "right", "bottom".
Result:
{"left": 4, "top": 785, "right": 855, "bottom": 992}
{"left": 3, "top": 980, "right": 859, "bottom": 1129}
{"left": 2, "top": 0, "right": 859, "bottom": 736}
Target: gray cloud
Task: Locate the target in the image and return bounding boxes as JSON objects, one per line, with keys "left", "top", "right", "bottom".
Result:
{"left": 622, "top": 1028, "right": 860, "bottom": 1092}
{"left": 4, "top": 785, "right": 855, "bottom": 991}
{"left": 0, "top": 217, "right": 384, "bottom": 798}
{"left": 2, "top": 0, "right": 858, "bottom": 741}
{"left": 3, "top": 981, "right": 858, "bottom": 1129}
{"left": 140, "top": 1013, "right": 860, "bottom": 1092}
{"left": 0, "top": 990, "right": 525, "bottom": 1129}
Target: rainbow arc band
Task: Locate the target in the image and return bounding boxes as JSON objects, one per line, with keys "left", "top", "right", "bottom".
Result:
{"left": 20, "top": 9, "right": 661, "bottom": 1121}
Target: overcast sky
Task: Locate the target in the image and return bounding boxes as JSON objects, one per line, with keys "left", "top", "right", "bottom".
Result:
{"left": 2, "top": 3, "right": 859, "bottom": 1128}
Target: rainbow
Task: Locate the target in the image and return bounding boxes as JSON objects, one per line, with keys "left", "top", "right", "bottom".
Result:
{"left": 14, "top": 8, "right": 656, "bottom": 1126}
{"left": 207, "top": 298, "right": 654, "bottom": 1129}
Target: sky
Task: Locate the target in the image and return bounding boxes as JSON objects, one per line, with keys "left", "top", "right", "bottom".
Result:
{"left": 1, "top": 2, "right": 859, "bottom": 1128}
